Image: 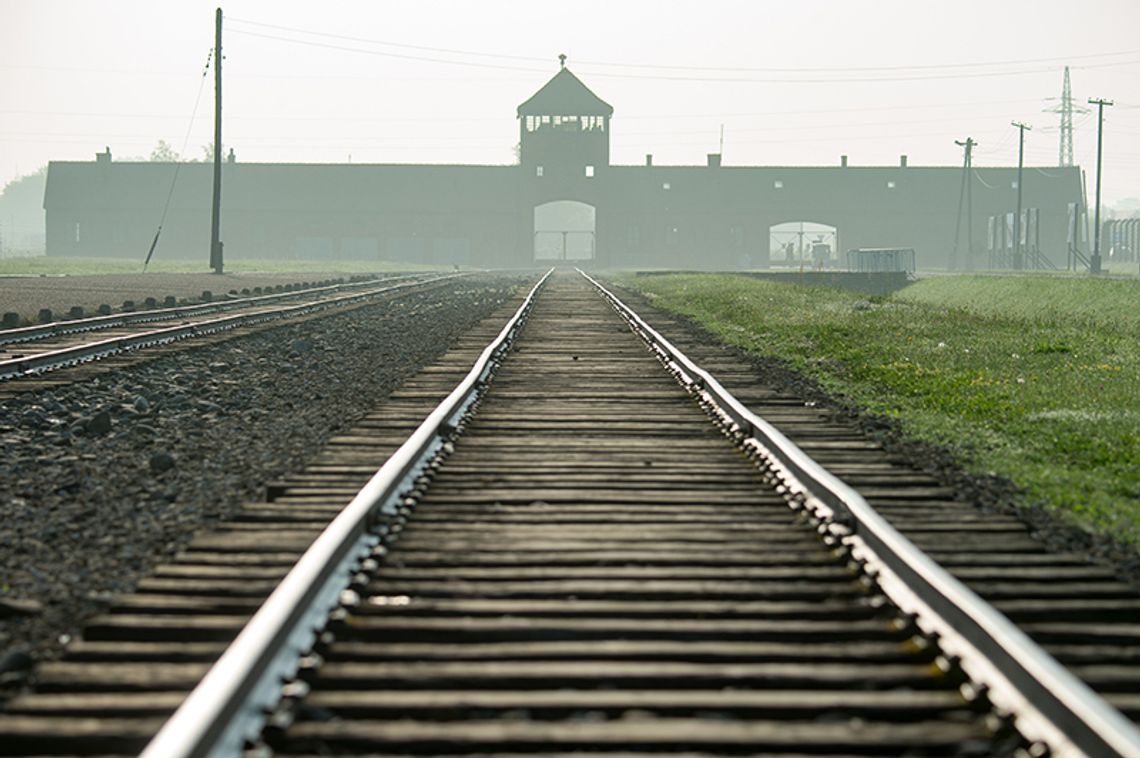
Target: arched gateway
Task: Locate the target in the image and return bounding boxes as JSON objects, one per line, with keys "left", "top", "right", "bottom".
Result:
{"left": 534, "top": 200, "right": 596, "bottom": 261}
{"left": 43, "top": 59, "right": 1081, "bottom": 270}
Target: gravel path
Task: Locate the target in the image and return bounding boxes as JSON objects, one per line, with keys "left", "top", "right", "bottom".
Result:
{"left": 0, "top": 273, "right": 528, "bottom": 669}
{"left": 0, "top": 271, "right": 398, "bottom": 323}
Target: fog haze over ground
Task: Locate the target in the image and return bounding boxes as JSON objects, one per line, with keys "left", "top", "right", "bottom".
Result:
{"left": 2, "top": 0, "right": 1139, "bottom": 205}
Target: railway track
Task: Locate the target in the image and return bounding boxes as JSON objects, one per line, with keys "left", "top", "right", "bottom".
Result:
{"left": 0, "top": 272, "right": 456, "bottom": 384}
{"left": 2, "top": 270, "right": 1139, "bottom": 756}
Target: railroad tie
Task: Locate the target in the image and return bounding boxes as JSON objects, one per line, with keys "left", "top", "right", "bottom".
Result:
{"left": 265, "top": 274, "right": 999, "bottom": 756}
{"left": 6, "top": 271, "right": 1139, "bottom": 756}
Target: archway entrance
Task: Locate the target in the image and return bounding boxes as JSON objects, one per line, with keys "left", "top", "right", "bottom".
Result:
{"left": 769, "top": 221, "right": 839, "bottom": 268}
{"left": 534, "top": 200, "right": 595, "bottom": 261}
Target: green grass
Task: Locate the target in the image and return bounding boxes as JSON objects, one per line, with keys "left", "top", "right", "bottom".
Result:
{"left": 0, "top": 256, "right": 444, "bottom": 276}
{"left": 622, "top": 272, "right": 1140, "bottom": 542}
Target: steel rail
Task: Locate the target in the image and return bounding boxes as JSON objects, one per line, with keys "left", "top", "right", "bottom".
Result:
{"left": 0, "top": 273, "right": 463, "bottom": 381}
{"left": 139, "top": 268, "right": 553, "bottom": 758}
{"left": 0, "top": 273, "right": 424, "bottom": 348}
{"left": 581, "top": 269, "right": 1140, "bottom": 758}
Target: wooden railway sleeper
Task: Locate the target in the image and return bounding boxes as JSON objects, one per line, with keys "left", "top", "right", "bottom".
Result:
{"left": 582, "top": 269, "right": 1140, "bottom": 758}
{"left": 7, "top": 270, "right": 1122, "bottom": 756}
{"left": 257, "top": 275, "right": 996, "bottom": 756}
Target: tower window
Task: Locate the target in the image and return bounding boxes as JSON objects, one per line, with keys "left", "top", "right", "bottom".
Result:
{"left": 662, "top": 182, "right": 671, "bottom": 191}
{"left": 773, "top": 180, "right": 784, "bottom": 189}
{"left": 536, "top": 166, "right": 544, "bottom": 177}
{"left": 585, "top": 165, "right": 595, "bottom": 178}
{"left": 887, "top": 180, "right": 897, "bottom": 189}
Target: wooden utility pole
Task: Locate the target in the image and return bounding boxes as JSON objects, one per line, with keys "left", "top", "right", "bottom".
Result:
{"left": 209, "top": 7, "right": 224, "bottom": 274}
{"left": 1011, "top": 122, "right": 1030, "bottom": 270}
{"left": 952, "top": 137, "right": 976, "bottom": 270}
{"left": 1089, "top": 97, "right": 1113, "bottom": 275}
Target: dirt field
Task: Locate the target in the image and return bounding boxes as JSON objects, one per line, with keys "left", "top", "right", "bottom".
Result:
{"left": 0, "top": 272, "right": 366, "bottom": 322}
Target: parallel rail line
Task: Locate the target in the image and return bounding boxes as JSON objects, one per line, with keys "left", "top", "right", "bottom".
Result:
{"left": 0, "top": 273, "right": 460, "bottom": 382}
{"left": 0, "top": 274, "right": 418, "bottom": 347}
{"left": 1, "top": 270, "right": 1138, "bottom": 757}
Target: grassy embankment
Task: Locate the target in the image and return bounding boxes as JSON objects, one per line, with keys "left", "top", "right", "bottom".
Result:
{"left": 0, "top": 256, "right": 443, "bottom": 276}
{"left": 623, "top": 273, "right": 1140, "bottom": 543}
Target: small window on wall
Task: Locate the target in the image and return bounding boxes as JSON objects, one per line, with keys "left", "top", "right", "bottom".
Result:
{"left": 1011, "top": 181, "right": 1018, "bottom": 189}
{"left": 773, "top": 180, "right": 784, "bottom": 189}
{"left": 887, "top": 180, "right": 897, "bottom": 189}
{"left": 74, "top": 222, "right": 81, "bottom": 242}
{"left": 662, "top": 182, "right": 671, "bottom": 191}
{"left": 585, "top": 165, "right": 595, "bottom": 178}
{"left": 536, "top": 166, "right": 544, "bottom": 177}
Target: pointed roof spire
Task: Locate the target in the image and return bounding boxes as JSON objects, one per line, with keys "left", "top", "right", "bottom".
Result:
{"left": 559, "top": 53, "right": 567, "bottom": 69}
{"left": 517, "top": 65, "right": 613, "bottom": 117}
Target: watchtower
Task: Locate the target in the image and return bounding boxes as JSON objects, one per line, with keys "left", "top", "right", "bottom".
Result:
{"left": 517, "top": 57, "right": 613, "bottom": 177}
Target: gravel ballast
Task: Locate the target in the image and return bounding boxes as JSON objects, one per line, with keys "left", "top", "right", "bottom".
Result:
{"left": 0, "top": 271, "right": 400, "bottom": 324}
{"left": 0, "top": 273, "right": 527, "bottom": 669}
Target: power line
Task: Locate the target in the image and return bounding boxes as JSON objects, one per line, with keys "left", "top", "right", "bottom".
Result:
{"left": 145, "top": 49, "right": 213, "bottom": 272}
{"left": 227, "top": 29, "right": 546, "bottom": 74}
{"left": 611, "top": 127, "right": 1011, "bottom": 148}
{"left": 581, "top": 57, "right": 1140, "bottom": 84}
{"left": 226, "top": 17, "right": 1140, "bottom": 75}
{"left": 1089, "top": 97, "right": 1113, "bottom": 274}
{"left": 226, "top": 17, "right": 551, "bottom": 65}
{"left": 1042, "top": 66, "right": 1088, "bottom": 166}
{"left": 952, "top": 137, "right": 977, "bottom": 271}
{"left": 622, "top": 113, "right": 1039, "bottom": 137}
{"left": 0, "top": 96, "right": 1047, "bottom": 123}
{"left": 2, "top": 123, "right": 1016, "bottom": 149}
{"left": 1011, "top": 121, "right": 1032, "bottom": 270}
{"left": 225, "top": 27, "right": 1140, "bottom": 84}
{"left": 0, "top": 63, "right": 202, "bottom": 77}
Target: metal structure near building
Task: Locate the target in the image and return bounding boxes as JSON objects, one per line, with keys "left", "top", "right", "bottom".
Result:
{"left": 847, "top": 247, "right": 916, "bottom": 273}
{"left": 42, "top": 64, "right": 1085, "bottom": 271}
{"left": 988, "top": 208, "right": 1055, "bottom": 270}
{"left": 1067, "top": 202, "right": 1091, "bottom": 271}
{"left": 1104, "top": 217, "right": 1140, "bottom": 265}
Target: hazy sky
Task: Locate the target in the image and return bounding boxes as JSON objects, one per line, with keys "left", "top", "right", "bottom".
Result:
{"left": 3, "top": 0, "right": 1140, "bottom": 203}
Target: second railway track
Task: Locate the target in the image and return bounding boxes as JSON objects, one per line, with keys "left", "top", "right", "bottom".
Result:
{"left": 2, "top": 270, "right": 1139, "bottom": 756}
{"left": 0, "top": 272, "right": 459, "bottom": 385}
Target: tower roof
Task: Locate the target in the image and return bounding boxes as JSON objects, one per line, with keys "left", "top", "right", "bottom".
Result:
{"left": 517, "top": 67, "right": 613, "bottom": 117}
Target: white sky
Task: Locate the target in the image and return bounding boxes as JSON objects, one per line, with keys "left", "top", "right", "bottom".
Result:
{"left": 3, "top": 0, "right": 1140, "bottom": 204}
